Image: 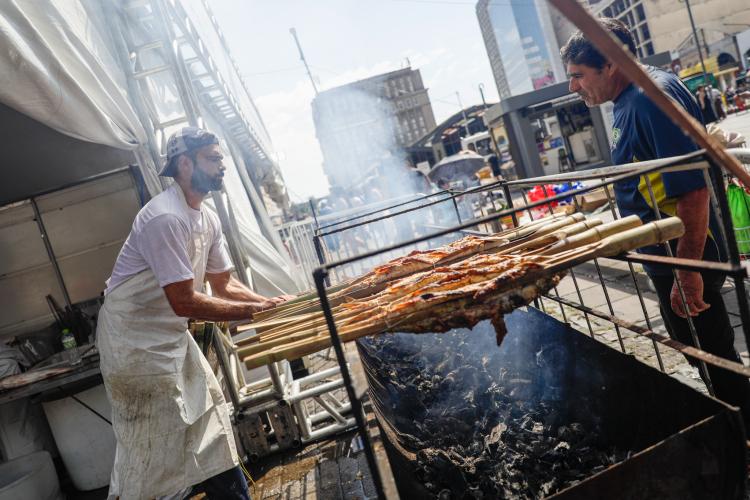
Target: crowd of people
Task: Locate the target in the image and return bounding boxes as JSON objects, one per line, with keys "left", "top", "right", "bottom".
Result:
{"left": 695, "top": 81, "right": 750, "bottom": 124}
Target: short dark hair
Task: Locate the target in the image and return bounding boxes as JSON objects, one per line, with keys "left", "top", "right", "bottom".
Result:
{"left": 560, "top": 18, "right": 636, "bottom": 70}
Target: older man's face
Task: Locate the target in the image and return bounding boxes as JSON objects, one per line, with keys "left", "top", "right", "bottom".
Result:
{"left": 567, "top": 62, "right": 614, "bottom": 107}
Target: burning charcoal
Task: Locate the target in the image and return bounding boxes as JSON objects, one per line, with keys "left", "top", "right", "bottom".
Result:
{"left": 553, "top": 441, "right": 570, "bottom": 453}
{"left": 360, "top": 330, "right": 632, "bottom": 499}
{"left": 484, "top": 422, "right": 507, "bottom": 453}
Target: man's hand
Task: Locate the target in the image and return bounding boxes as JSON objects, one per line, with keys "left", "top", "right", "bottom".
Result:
{"left": 268, "top": 294, "right": 296, "bottom": 305}
{"left": 671, "top": 271, "right": 710, "bottom": 318}
{"left": 256, "top": 295, "right": 294, "bottom": 311}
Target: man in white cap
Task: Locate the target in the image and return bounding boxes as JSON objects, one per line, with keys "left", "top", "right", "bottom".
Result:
{"left": 97, "top": 127, "right": 290, "bottom": 499}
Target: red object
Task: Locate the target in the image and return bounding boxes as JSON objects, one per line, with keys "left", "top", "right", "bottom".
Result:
{"left": 735, "top": 95, "right": 746, "bottom": 112}
{"left": 527, "top": 184, "right": 558, "bottom": 219}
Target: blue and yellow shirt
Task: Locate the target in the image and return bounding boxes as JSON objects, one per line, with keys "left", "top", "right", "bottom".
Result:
{"left": 611, "top": 66, "right": 725, "bottom": 275}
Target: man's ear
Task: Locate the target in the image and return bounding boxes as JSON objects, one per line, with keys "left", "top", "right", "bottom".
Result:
{"left": 176, "top": 154, "right": 193, "bottom": 178}
{"left": 605, "top": 62, "right": 618, "bottom": 78}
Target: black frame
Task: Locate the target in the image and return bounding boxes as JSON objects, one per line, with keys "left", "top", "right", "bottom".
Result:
{"left": 308, "top": 150, "right": 750, "bottom": 499}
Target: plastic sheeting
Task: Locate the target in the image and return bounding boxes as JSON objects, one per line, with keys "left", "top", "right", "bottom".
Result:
{"left": 0, "top": 0, "right": 147, "bottom": 149}
{"left": 0, "top": 0, "right": 300, "bottom": 296}
{"left": 202, "top": 111, "right": 303, "bottom": 295}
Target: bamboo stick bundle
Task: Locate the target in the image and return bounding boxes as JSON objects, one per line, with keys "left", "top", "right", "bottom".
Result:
{"left": 236, "top": 215, "right": 643, "bottom": 344}
{"left": 236, "top": 216, "right": 607, "bottom": 343}
{"left": 236, "top": 254, "right": 535, "bottom": 353}
{"left": 241, "top": 217, "right": 684, "bottom": 368}
{"left": 245, "top": 213, "right": 586, "bottom": 326}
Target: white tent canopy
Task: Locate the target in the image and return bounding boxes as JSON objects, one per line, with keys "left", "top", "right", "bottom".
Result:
{"left": 0, "top": 0, "right": 300, "bottom": 300}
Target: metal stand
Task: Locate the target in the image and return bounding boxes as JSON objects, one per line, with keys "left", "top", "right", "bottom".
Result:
{"left": 302, "top": 150, "right": 750, "bottom": 498}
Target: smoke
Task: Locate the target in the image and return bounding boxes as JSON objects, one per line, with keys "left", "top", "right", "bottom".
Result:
{"left": 313, "top": 84, "right": 453, "bottom": 261}
{"left": 357, "top": 308, "right": 590, "bottom": 432}
{"left": 314, "top": 86, "right": 427, "bottom": 200}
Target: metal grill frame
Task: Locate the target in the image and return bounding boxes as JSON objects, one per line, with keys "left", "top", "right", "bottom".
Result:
{"left": 309, "top": 148, "right": 750, "bottom": 499}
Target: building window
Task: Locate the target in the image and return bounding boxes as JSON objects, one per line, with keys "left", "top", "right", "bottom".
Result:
{"left": 637, "top": 46, "right": 643, "bottom": 59}
{"left": 635, "top": 4, "right": 645, "bottom": 22}
{"left": 645, "top": 42, "right": 654, "bottom": 56}
{"left": 640, "top": 23, "right": 650, "bottom": 42}
{"left": 418, "top": 115, "right": 425, "bottom": 128}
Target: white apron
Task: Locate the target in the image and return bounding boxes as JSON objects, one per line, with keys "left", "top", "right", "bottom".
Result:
{"left": 97, "top": 210, "right": 238, "bottom": 500}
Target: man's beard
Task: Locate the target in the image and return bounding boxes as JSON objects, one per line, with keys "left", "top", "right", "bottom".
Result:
{"left": 191, "top": 167, "right": 223, "bottom": 193}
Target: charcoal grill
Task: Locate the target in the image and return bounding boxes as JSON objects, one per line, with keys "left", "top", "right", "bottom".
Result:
{"left": 301, "top": 149, "right": 750, "bottom": 499}
{"left": 357, "top": 307, "right": 746, "bottom": 499}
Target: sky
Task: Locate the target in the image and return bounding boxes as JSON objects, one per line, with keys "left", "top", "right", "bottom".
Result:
{"left": 210, "top": 0, "right": 501, "bottom": 202}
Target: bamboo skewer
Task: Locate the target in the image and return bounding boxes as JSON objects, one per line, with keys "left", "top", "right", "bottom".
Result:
{"left": 238, "top": 216, "right": 647, "bottom": 342}
{"left": 242, "top": 214, "right": 588, "bottom": 328}
{"left": 241, "top": 218, "right": 685, "bottom": 369}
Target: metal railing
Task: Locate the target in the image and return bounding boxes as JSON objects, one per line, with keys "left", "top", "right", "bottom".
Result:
{"left": 306, "top": 148, "right": 750, "bottom": 499}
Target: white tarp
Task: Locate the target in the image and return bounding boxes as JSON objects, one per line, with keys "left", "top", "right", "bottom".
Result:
{"left": 0, "top": 0, "right": 147, "bottom": 149}
{"left": 0, "top": 0, "right": 300, "bottom": 296}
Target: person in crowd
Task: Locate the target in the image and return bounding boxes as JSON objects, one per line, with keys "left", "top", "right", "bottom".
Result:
{"left": 710, "top": 85, "right": 726, "bottom": 120}
{"left": 488, "top": 154, "right": 502, "bottom": 180}
{"left": 561, "top": 19, "right": 750, "bottom": 430}
{"left": 696, "top": 85, "right": 718, "bottom": 124}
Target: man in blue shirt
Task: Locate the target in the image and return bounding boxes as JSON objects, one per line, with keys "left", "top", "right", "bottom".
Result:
{"left": 561, "top": 19, "right": 750, "bottom": 428}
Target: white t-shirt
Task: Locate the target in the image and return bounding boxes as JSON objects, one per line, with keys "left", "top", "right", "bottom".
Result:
{"left": 105, "top": 184, "right": 233, "bottom": 294}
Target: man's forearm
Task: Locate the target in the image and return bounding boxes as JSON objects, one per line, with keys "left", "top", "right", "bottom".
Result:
{"left": 216, "top": 276, "right": 268, "bottom": 303}
{"left": 172, "top": 290, "right": 266, "bottom": 321}
{"left": 675, "top": 187, "right": 709, "bottom": 261}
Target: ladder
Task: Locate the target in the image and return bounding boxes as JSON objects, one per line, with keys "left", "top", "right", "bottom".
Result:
{"left": 106, "top": 0, "right": 290, "bottom": 287}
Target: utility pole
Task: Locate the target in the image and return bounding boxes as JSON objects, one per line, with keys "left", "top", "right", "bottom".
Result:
{"left": 290, "top": 27, "right": 318, "bottom": 95}
{"left": 479, "top": 83, "right": 501, "bottom": 156}
{"left": 684, "top": 0, "right": 708, "bottom": 85}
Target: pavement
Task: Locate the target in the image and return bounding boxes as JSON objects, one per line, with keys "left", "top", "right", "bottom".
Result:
{"left": 535, "top": 109, "right": 750, "bottom": 393}
{"left": 720, "top": 110, "right": 750, "bottom": 145}
{"left": 543, "top": 243, "right": 750, "bottom": 396}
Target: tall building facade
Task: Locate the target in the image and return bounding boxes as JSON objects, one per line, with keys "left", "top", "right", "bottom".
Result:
{"left": 477, "top": 0, "right": 566, "bottom": 99}
{"left": 312, "top": 67, "right": 437, "bottom": 189}
{"left": 590, "top": 0, "right": 750, "bottom": 66}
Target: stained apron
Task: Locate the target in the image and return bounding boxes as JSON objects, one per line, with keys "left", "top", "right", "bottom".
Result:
{"left": 96, "top": 208, "right": 238, "bottom": 499}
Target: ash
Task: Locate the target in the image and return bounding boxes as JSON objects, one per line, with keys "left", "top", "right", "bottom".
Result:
{"left": 359, "top": 328, "right": 630, "bottom": 499}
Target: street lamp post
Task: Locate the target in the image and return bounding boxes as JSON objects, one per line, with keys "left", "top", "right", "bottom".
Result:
{"left": 479, "top": 83, "right": 488, "bottom": 108}
{"left": 456, "top": 91, "right": 470, "bottom": 138}
{"left": 479, "top": 83, "right": 502, "bottom": 156}
{"left": 684, "top": 0, "right": 708, "bottom": 84}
